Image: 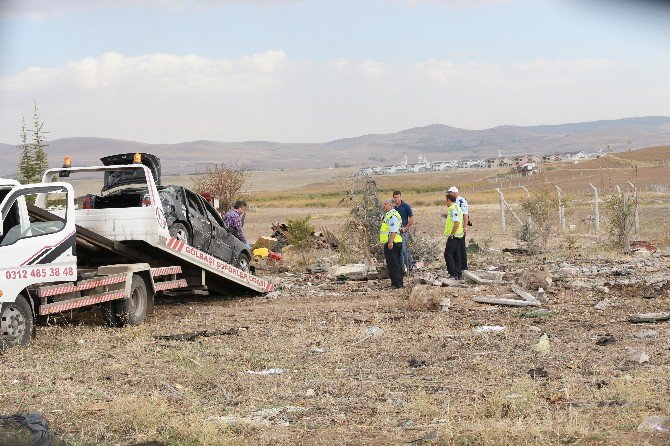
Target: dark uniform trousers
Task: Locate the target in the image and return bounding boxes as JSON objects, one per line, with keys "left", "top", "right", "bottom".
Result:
{"left": 460, "top": 234, "right": 468, "bottom": 270}
{"left": 384, "top": 243, "right": 403, "bottom": 287}
{"left": 444, "top": 237, "right": 462, "bottom": 279}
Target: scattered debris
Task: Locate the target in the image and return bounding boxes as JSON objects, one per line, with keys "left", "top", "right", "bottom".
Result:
{"left": 594, "top": 299, "right": 614, "bottom": 311}
{"left": 155, "top": 328, "right": 240, "bottom": 341}
{"left": 519, "top": 268, "right": 553, "bottom": 289}
{"left": 0, "top": 413, "right": 50, "bottom": 446}
{"left": 637, "top": 416, "right": 670, "bottom": 433}
{"left": 268, "top": 222, "right": 339, "bottom": 253}
{"left": 408, "top": 358, "right": 427, "bottom": 368}
{"left": 253, "top": 236, "right": 278, "bottom": 251}
{"left": 528, "top": 367, "right": 548, "bottom": 379}
{"left": 532, "top": 333, "right": 550, "bottom": 355}
{"left": 404, "top": 430, "right": 437, "bottom": 446}
{"left": 330, "top": 263, "right": 373, "bottom": 281}
{"left": 247, "top": 368, "right": 285, "bottom": 375}
{"left": 511, "top": 284, "right": 541, "bottom": 304}
{"left": 629, "top": 312, "right": 670, "bottom": 324}
{"left": 408, "top": 285, "right": 450, "bottom": 311}
{"left": 595, "top": 334, "right": 616, "bottom": 346}
{"left": 161, "top": 382, "right": 186, "bottom": 400}
{"left": 625, "top": 347, "right": 650, "bottom": 364}
{"left": 633, "top": 329, "right": 658, "bottom": 339}
{"left": 462, "top": 270, "right": 494, "bottom": 285}
{"left": 502, "top": 248, "right": 529, "bottom": 255}
{"left": 473, "top": 295, "right": 540, "bottom": 307}
{"left": 364, "top": 326, "right": 383, "bottom": 338}
{"left": 475, "top": 325, "right": 506, "bottom": 333}
{"left": 253, "top": 247, "right": 270, "bottom": 258}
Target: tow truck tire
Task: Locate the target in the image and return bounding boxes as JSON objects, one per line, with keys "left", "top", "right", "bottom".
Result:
{"left": 100, "top": 301, "right": 120, "bottom": 327}
{"left": 169, "top": 222, "right": 192, "bottom": 244}
{"left": 116, "top": 275, "right": 148, "bottom": 327}
{"left": 0, "top": 295, "right": 34, "bottom": 351}
{"left": 236, "top": 252, "right": 251, "bottom": 273}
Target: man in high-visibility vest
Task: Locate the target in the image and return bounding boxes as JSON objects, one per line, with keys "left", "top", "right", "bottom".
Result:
{"left": 380, "top": 198, "right": 403, "bottom": 289}
{"left": 444, "top": 192, "right": 464, "bottom": 279}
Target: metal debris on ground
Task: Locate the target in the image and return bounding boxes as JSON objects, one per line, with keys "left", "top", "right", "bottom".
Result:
{"left": 473, "top": 295, "right": 540, "bottom": 307}
{"left": 408, "top": 358, "right": 427, "bottom": 368}
{"left": 475, "top": 325, "right": 506, "bottom": 333}
{"left": 155, "top": 328, "right": 241, "bottom": 341}
{"left": 595, "top": 334, "right": 616, "bottom": 346}
{"left": 629, "top": 312, "right": 670, "bottom": 324}
{"left": 528, "top": 367, "right": 549, "bottom": 379}
{"left": 637, "top": 416, "right": 670, "bottom": 433}
{"left": 247, "top": 368, "right": 285, "bottom": 375}
{"left": 0, "top": 413, "right": 50, "bottom": 446}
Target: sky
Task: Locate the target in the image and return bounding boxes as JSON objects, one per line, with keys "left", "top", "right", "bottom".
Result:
{"left": 0, "top": 0, "right": 669, "bottom": 144}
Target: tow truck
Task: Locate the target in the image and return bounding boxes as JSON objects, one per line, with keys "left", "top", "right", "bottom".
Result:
{"left": 0, "top": 155, "right": 273, "bottom": 350}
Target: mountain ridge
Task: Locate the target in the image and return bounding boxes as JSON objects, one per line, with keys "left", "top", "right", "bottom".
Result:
{"left": 1, "top": 116, "right": 668, "bottom": 176}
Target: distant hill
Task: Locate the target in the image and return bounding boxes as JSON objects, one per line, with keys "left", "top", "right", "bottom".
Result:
{"left": 1, "top": 116, "right": 669, "bottom": 176}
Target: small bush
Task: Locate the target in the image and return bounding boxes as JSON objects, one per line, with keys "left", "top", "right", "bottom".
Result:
{"left": 517, "top": 187, "right": 558, "bottom": 254}
{"left": 286, "top": 215, "right": 316, "bottom": 252}
{"left": 605, "top": 193, "right": 634, "bottom": 253}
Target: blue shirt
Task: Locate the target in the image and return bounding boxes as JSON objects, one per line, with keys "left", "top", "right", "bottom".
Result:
{"left": 394, "top": 201, "right": 413, "bottom": 227}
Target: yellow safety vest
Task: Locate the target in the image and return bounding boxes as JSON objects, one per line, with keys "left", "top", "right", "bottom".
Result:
{"left": 380, "top": 209, "right": 403, "bottom": 243}
{"left": 444, "top": 203, "right": 464, "bottom": 238}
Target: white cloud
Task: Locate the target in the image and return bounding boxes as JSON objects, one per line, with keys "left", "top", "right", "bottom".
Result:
{"left": 0, "top": 51, "right": 667, "bottom": 143}
{"left": 1, "top": 50, "right": 291, "bottom": 93}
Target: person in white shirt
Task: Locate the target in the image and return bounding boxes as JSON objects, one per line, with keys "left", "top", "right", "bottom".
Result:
{"left": 447, "top": 186, "right": 469, "bottom": 271}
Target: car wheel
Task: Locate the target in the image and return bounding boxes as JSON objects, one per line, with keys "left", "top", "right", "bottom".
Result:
{"left": 235, "top": 252, "right": 251, "bottom": 273}
{"left": 169, "top": 222, "right": 191, "bottom": 244}
{"left": 1, "top": 295, "right": 34, "bottom": 351}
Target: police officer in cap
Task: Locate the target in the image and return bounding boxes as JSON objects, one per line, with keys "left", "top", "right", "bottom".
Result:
{"left": 447, "top": 186, "right": 469, "bottom": 271}
{"left": 380, "top": 198, "right": 403, "bottom": 289}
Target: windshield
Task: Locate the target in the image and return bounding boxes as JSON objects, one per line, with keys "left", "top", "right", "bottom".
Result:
{"left": 102, "top": 168, "right": 149, "bottom": 192}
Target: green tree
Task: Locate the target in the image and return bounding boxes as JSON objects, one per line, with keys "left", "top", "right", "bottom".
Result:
{"left": 16, "top": 101, "right": 49, "bottom": 184}
{"left": 17, "top": 118, "right": 33, "bottom": 184}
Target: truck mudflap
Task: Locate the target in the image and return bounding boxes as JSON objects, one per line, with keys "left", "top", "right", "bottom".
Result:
{"left": 36, "top": 266, "right": 188, "bottom": 316}
{"left": 161, "top": 235, "right": 275, "bottom": 293}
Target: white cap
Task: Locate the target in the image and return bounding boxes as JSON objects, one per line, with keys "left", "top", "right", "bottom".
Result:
{"left": 447, "top": 186, "right": 459, "bottom": 193}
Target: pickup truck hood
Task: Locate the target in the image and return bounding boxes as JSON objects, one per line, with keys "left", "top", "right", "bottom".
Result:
{"left": 100, "top": 153, "right": 161, "bottom": 192}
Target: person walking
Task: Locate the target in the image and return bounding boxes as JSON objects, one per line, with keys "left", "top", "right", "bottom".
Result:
{"left": 447, "top": 186, "right": 469, "bottom": 271}
{"left": 380, "top": 198, "right": 403, "bottom": 289}
{"left": 224, "top": 200, "right": 252, "bottom": 251}
{"left": 443, "top": 192, "right": 464, "bottom": 279}
{"left": 392, "top": 190, "right": 414, "bottom": 273}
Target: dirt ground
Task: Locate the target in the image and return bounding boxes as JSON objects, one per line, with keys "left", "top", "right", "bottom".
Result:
{"left": 1, "top": 153, "right": 670, "bottom": 445}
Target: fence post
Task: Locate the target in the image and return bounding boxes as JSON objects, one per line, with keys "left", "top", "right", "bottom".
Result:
{"left": 627, "top": 181, "right": 640, "bottom": 233}
{"left": 555, "top": 185, "right": 565, "bottom": 230}
{"left": 589, "top": 183, "right": 599, "bottom": 235}
{"left": 521, "top": 186, "right": 531, "bottom": 227}
{"left": 495, "top": 188, "right": 506, "bottom": 232}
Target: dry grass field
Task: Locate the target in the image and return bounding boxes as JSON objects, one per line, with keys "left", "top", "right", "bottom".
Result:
{"left": 1, "top": 147, "right": 670, "bottom": 445}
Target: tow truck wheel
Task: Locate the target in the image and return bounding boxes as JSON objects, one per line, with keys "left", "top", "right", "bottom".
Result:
{"left": 169, "top": 222, "right": 192, "bottom": 244}
{"left": 116, "top": 275, "right": 148, "bottom": 326}
{"left": 0, "top": 295, "right": 34, "bottom": 351}
{"left": 236, "top": 252, "right": 251, "bottom": 273}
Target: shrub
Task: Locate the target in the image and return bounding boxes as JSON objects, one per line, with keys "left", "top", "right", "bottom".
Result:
{"left": 517, "top": 187, "right": 558, "bottom": 254}
{"left": 605, "top": 193, "right": 634, "bottom": 253}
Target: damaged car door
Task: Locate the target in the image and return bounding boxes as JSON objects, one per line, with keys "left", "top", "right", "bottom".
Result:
{"left": 201, "top": 198, "right": 234, "bottom": 263}
{"left": 183, "top": 189, "right": 212, "bottom": 252}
